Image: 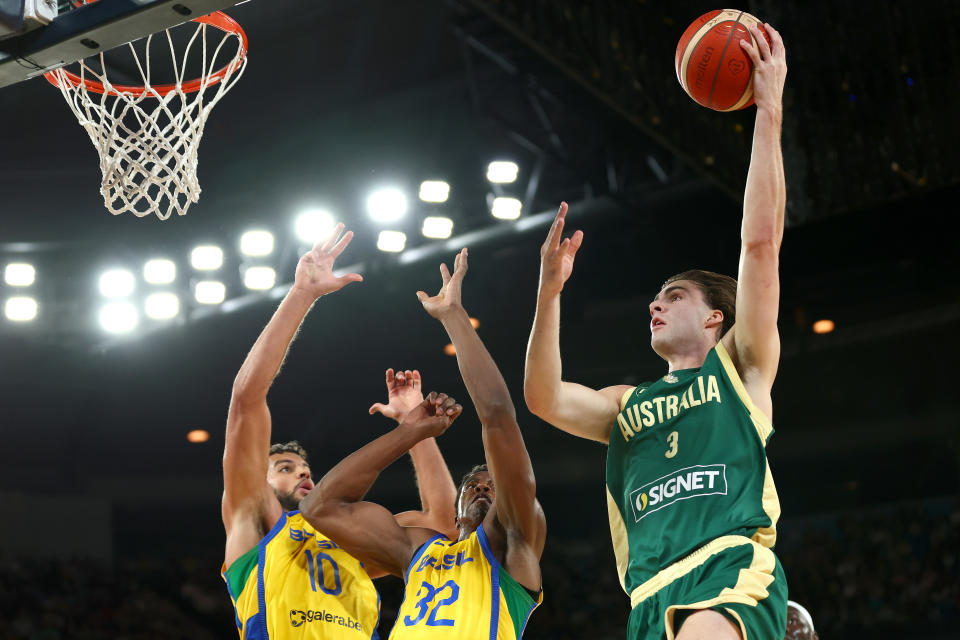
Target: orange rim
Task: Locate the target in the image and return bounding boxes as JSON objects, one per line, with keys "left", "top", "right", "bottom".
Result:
{"left": 43, "top": 10, "right": 248, "bottom": 97}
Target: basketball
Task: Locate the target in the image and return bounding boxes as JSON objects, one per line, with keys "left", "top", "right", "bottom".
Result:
{"left": 675, "top": 9, "right": 771, "bottom": 111}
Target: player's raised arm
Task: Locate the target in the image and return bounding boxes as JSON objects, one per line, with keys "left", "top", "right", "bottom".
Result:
{"left": 724, "top": 23, "right": 788, "bottom": 420}
{"left": 300, "top": 393, "right": 463, "bottom": 578}
{"left": 368, "top": 368, "right": 459, "bottom": 540}
{"left": 418, "top": 249, "right": 546, "bottom": 590}
{"left": 524, "top": 203, "right": 630, "bottom": 443}
{"left": 221, "top": 224, "right": 362, "bottom": 568}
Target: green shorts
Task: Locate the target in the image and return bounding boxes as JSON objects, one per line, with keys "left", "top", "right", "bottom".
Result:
{"left": 626, "top": 536, "right": 787, "bottom": 640}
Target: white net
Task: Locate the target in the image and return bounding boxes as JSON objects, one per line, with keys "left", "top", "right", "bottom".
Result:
{"left": 45, "top": 13, "right": 247, "bottom": 219}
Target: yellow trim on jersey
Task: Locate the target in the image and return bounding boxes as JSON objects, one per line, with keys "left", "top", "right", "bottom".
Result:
{"left": 753, "top": 459, "right": 780, "bottom": 548}
{"left": 661, "top": 541, "right": 776, "bottom": 640}
{"left": 714, "top": 341, "right": 773, "bottom": 443}
{"left": 620, "top": 386, "right": 637, "bottom": 411}
{"left": 606, "top": 486, "right": 631, "bottom": 594}
{"left": 630, "top": 535, "right": 761, "bottom": 609}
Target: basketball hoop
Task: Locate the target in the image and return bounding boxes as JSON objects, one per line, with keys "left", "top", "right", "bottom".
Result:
{"left": 44, "top": 6, "right": 248, "bottom": 219}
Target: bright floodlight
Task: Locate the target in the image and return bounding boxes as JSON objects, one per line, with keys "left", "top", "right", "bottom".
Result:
{"left": 195, "top": 281, "right": 226, "bottom": 304}
{"left": 143, "top": 259, "right": 176, "bottom": 284}
{"left": 422, "top": 216, "right": 454, "bottom": 239}
{"left": 367, "top": 188, "right": 408, "bottom": 223}
{"left": 99, "top": 301, "right": 138, "bottom": 333}
{"left": 5, "top": 297, "right": 37, "bottom": 321}
{"left": 98, "top": 269, "right": 135, "bottom": 298}
{"left": 145, "top": 293, "right": 180, "bottom": 320}
{"left": 191, "top": 245, "right": 224, "bottom": 271}
{"left": 295, "top": 209, "right": 336, "bottom": 244}
{"left": 377, "top": 230, "right": 407, "bottom": 253}
{"left": 419, "top": 181, "right": 450, "bottom": 203}
{"left": 486, "top": 161, "right": 519, "bottom": 184}
{"left": 240, "top": 230, "right": 275, "bottom": 257}
{"left": 244, "top": 266, "right": 277, "bottom": 291}
{"left": 491, "top": 197, "right": 522, "bottom": 220}
{"left": 4, "top": 263, "right": 35, "bottom": 287}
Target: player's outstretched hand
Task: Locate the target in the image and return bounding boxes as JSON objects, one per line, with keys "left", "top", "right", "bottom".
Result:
{"left": 416, "top": 248, "right": 467, "bottom": 320}
{"left": 399, "top": 392, "right": 462, "bottom": 439}
{"left": 539, "top": 202, "right": 583, "bottom": 298}
{"left": 369, "top": 368, "right": 424, "bottom": 422}
{"left": 739, "top": 22, "right": 787, "bottom": 113}
{"left": 293, "top": 223, "right": 363, "bottom": 299}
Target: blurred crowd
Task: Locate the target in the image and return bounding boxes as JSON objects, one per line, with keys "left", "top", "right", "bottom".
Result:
{"left": 1, "top": 496, "right": 957, "bottom": 639}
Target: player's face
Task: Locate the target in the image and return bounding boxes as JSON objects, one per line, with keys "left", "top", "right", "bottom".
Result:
{"left": 458, "top": 471, "right": 495, "bottom": 524}
{"left": 649, "top": 281, "right": 717, "bottom": 355}
{"left": 267, "top": 452, "right": 313, "bottom": 512}
{"left": 784, "top": 605, "right": 816, "bottom": 640}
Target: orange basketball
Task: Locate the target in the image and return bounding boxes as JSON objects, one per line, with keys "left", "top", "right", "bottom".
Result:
{"left": 675, "top": 9, "right": 771, "bottom": 111}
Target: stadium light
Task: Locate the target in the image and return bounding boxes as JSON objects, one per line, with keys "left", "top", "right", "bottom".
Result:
{"left": 4, "top": 263, "right": 35, "bottom": 287}
{"left": 240, "top": 230, "right": 274, "bottom": 257}
{"left": 195, "top": 281, "right": 226, "bottom": 305}
{"left": 295, "top": 209, "right": 336, "bottom": 244}
{"left": 99, "top": 301, "right": 138, "bottom": 333}
{"left": 491, "top": 197, "right": 522, "bottom": 220}
{"left": 99, "top": 269, "right": 135, "bottom": 298}
{"left": 377, "top": 231, "right": 407, "bottom": 253}
{"left": 244, "top": 266, "right": 277, "bottom": 291}
{"left": 5, "top": 296, "right": 37, "bottom": 321}
{"left": 191, "top": 245, "right": 224, "bottom": 271}
{"left": 187, "top": 429, "right": 210, "bottom": 443}
{"left": 813, "top": 319, "right": 835, "bottom": 334}
{"left": 486, "top": 161, "right": 519, "bottom": 184}
{"left": 419, "top": 181, "right": 450, "bottom": 203}
{"left": 145, "top": 293, "right": 180, "bottom": 320}
{"left": 422, "top": 216, "right": 454, "bottom": 239}
{"left": 143, "top": 259, "right": 176, "bottom": 285}
{"left": 367, "top": 188, "right": 408, "bottom": 223}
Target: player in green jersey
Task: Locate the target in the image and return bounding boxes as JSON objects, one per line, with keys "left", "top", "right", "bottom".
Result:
{"left": 524, "top": 22, "right": 788, "bottom": 640}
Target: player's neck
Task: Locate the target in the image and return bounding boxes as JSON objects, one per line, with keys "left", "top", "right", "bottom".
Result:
{"left": 662, "top": 343, "right": 713, "bottom": 373}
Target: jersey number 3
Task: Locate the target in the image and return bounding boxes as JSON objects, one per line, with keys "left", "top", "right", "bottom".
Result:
{"left": 404, "top": 580, "right": 460, "bottom": 627}
{"left": 665, "top": 431, "right": 679, "bottom": 458}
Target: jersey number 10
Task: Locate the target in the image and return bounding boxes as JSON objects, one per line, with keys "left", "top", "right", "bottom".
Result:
{"left": 305, "top": 549, "right": 342, "bottom": 596}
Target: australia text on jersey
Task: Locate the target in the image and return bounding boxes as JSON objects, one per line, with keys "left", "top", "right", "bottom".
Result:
{"left": 616, "top": 375, "right": 723, "bottom": 442}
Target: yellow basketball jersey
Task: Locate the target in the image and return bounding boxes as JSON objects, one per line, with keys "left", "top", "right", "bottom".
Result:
{"left": 388, "top": 525, "right": 541, "bottom": 640}
{"left": 221, "top": 510, "right": 381, "bottom": 639}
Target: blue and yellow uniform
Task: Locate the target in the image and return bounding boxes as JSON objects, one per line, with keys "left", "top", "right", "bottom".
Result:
{"left": 221, "top": 510, "right": 381, "bottom": 639}
{"left": 390, "top": 525, "right": 541, "bottom": 639}
{"left": 606, "top": 342, "right": 787, "bottom": 639}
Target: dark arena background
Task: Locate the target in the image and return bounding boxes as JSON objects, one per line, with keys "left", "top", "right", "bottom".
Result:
{"left": 1, "top": 1, "right": 958, "bottom": 638}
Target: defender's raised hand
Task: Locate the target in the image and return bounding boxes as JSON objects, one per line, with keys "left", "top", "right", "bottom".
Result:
{"left": 739, "top": 22, "right": 787, "bottom": 113}
{"left": 368, "top": 368, "right": 424, "bottom": 422}
{"left": 416, "top": 248, "right": 468, "bottom": 319}
{"left": 399, "top": 392, "right": 462, "bottom": 439}
{"left": 293, "top": 223, "right": 363, "bottom": 299}
{"left": 539, "top": 202, "right": 583, "bottom": 297}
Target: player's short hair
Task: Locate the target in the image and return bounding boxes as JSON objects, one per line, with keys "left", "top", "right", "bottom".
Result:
{"left": 459, "top": 463, "right": 488, "bottom": 489}
{"left": 269, "top": 440, "right": 309, "bottom": 462}
{"left": 663, "top": 269, "right": 738, "bottom": 339}
{"left": 455, "top": 464, "right": 489, "bottom": 513}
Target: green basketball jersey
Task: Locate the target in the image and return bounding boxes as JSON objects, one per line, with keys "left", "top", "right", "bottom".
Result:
{"left": 605, "top": 341, "right": 780, "bottom": 598}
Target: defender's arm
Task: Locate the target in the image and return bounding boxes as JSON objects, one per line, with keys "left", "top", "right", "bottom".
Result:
{"left": 301, "top": 394, "right": 462, "bottom": 577}
{"left": 222, "top": 225, "right": 362, "bottom": 568}
{"left": 369, "top": 368, "right": 458, "bottom": 539}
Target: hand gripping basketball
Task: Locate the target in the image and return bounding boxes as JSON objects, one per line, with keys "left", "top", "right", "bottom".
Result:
{"left": 739, "top": 23, "right": 787, "bottom": 113}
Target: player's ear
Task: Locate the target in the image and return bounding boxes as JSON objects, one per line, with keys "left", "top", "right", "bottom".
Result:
{"left": 705, "top": 309, "right": 723, "bottom": 328}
